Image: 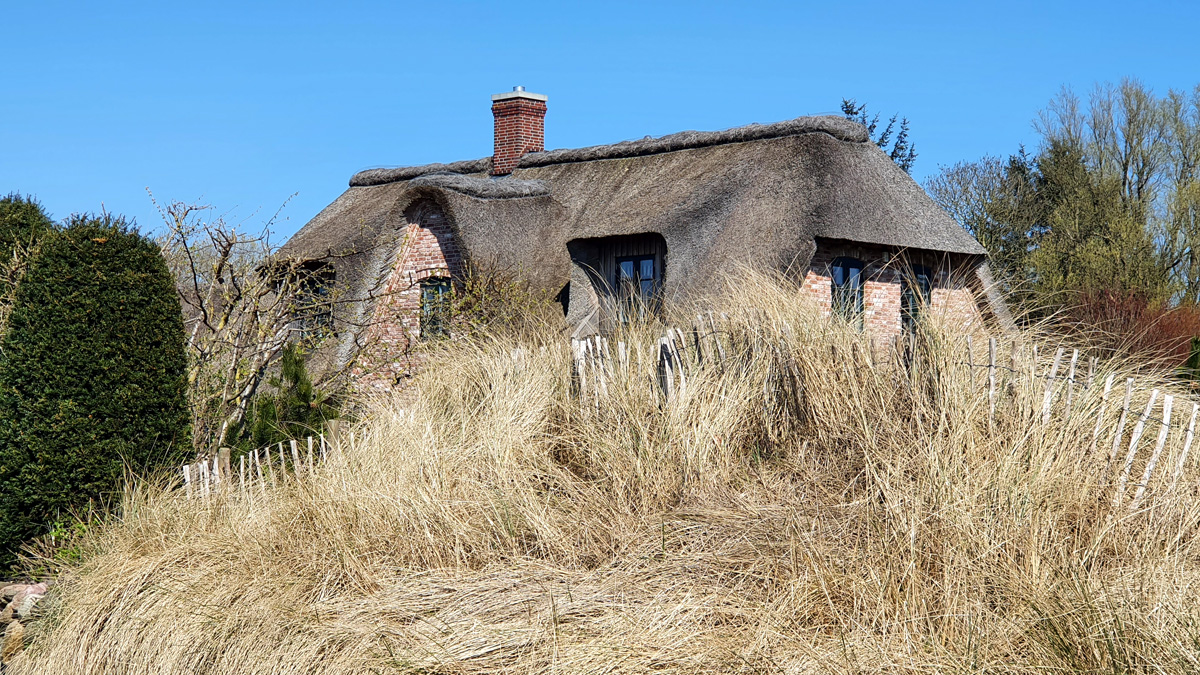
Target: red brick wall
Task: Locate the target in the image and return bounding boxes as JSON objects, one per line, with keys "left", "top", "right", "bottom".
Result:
{"left": 354, "top": 199, "right": 463, "bottom": 391}
{"left": 801, "top": 242, "right": 983, "bottom": 349}
{"left": 491, "top": 97, "right": 546, "bottom": 175}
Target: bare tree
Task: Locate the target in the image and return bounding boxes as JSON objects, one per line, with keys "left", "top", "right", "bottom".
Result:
{"left": 153, "top": 195, "right": 339, "bottom": 455}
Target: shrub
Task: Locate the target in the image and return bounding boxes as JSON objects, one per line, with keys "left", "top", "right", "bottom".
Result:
{"left": 0, "top": 215, "right": 190, "bottom": 569}
{"left": 1060, "top": 290, "right": 1200, "bottom": 367}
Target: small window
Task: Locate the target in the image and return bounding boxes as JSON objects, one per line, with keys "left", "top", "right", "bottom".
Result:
{"left": 831, "top": 257, "right": 864, "bottom": 325}
{"left": 420, "top": 277, "right": 452, "bottom": 340}
{"left": 294, "top": 264, "right": 335, "bottom": 343}
{"left": 901, "top": 265, "right": 933, "bottom": 332}
{"left": 615, "top": 254, "right": 657, "bottom": 321}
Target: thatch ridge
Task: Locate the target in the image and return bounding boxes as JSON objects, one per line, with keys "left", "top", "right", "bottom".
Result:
{"left": 352, "top": 158, "right": 491, "bottom": 188}
{"left": 409, "top": 173, "right": 550, "bottom": 199}
{"left": 519, "top": 115, "right": 866, "bottom": 169}
{"left": 348, "top": 115, "right": 866, "bottom": 188}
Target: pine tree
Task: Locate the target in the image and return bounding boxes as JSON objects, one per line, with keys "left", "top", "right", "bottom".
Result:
{"left": 0, "top": 215, "right": 190, "bottom": 568}
{"left": 841, "top": 99, "right": 918, "bottom": 173}
{"left": 237, "top": 343, "right": 337, "bottom": 453}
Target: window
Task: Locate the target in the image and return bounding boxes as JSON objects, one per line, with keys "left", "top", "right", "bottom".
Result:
{"left": 420, "top": 277, "right": 452, "bottom": 339}
{"left": 615, "top": 254, "right": 657, "bottom": 321}
{"left": 294, "top": 264, "right": 334, "bottom": 343}
{"left": 831, "top": 257, "right": 864, "bottom": 325}
{"left": 901, "top": 265, "right": 933, "bottom": 332}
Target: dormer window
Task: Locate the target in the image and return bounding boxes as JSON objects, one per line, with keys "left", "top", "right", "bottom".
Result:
{"left": 420, "top": 277, "right": 452, "bottom": 339}
{"left": 294, "top": 262, "right": 334, "bottom": 343}
{"left": 616, "top": 254, "right": 658, "bottom": 321}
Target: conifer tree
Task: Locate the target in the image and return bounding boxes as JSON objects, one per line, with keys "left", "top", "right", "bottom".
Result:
{"left": 841, "top": 99, "right": 918, "bottom": 173}
{"left": 0, "top": 215, "right": 190, "bottom": 568}
{"left": 238, "top": 343, "right": 337, "bottom": 453}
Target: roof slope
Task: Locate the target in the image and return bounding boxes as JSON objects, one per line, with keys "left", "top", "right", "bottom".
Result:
{"left": 282, "top": 114, "right": 985, "bottom": 320}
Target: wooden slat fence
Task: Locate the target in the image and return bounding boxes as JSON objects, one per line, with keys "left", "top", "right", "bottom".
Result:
{"left": 183, "top": 312, "right": 1200, "bottom": 516}
{"left": 182, "top": 420, "right": 349, "bottom": 500}
{"left": 570, "top": 313, "right": 1200, "bottom": 514}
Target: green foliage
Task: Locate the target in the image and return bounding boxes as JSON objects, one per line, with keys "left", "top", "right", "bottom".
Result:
{"left": 0, "top": 194, "right": 57, "bottom": 326}
{"left": 450, "top": 265, "right": 561, "bottom": 341}
{"left": 1028, "top": 140, "right": 1173, "bottom": 306}
{"left": 236, "top": 343, "right": 337, "bottom": 453}
{"left": 928, "top": 80, "right": 1200, "bottom": 318}
{"left": 0, "top": 193, "right": 55, "bottom": 258}
{"left": 0, "top": 215, "right": 191, "bottom": 569}
{"left": 841, "top": 98, "right": 918, "bottom": 173}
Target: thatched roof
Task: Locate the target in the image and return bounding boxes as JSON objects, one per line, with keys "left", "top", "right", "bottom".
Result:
{"left": 282, "top": 113, "right": 986, "bottom": 352}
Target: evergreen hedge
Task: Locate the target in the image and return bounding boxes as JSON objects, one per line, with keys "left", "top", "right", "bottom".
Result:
{"left": 0, "top": 193, "right": 54, "bottom": 256}
{"left": 0, "top": 194, "right": 56, "bottom": 304}
{"left": 0, "top": 215, "right": 190, "bottom": 567}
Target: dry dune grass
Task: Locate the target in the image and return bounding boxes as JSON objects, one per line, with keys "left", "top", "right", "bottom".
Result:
{"left": 12, "top": 272, "right": 1200, "bottom": 673}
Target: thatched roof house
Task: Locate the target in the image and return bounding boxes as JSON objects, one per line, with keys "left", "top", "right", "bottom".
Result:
{"left": 283, "top": 88, "right": 1002, "bottom": 385}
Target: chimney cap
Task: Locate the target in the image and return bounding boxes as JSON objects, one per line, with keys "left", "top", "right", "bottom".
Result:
{"left": 491, "top": 86, "right": 547, "bottom": 103}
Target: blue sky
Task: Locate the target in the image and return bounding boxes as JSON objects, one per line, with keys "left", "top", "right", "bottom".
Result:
{"left": 4, "top": 0, "right": 1199, "bottom": 240}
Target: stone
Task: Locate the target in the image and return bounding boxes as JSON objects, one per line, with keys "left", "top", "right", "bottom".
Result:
{"left": 1, "top": 620, "right": 23, "bottom": 662}
{"left": 0, "top": 585, "right": 25, "bottom": 602}
{"left": 0, "top": 602, "right": 12, "bottom": 627}
{"left": 7, "top": 586, "right": 43, "bottom": 619}
{"left": 15, "top": 593, "right": 41, "bottom": 619}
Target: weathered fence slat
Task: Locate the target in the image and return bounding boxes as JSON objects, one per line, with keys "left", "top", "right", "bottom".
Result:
{"left": 183, "top": 464, "right": 192, "bottom": 500}
{"left": 1131, "top": 394, "right": 1173, "bottom": 510}
{"left": 1009, "top": 341, "right": 1019, "bottom": 396}
{"left": 1106, "top": 378, "right": 1136, "bottom": 482}
{"left": 966, "top": 335, "right": 974, "bottom": 389}
{"left": 988, "top": 338, "right": 997, "bottom": 422}
{"left": 1170, "top": 403, "right": 1199, "bottom": 496}
{"left": 1064, "top": 349, "right": 1079, "bottom": 419}
{"left": 1041, "top": 347, "right": 1065, "bottom": 424}
{"left": 254, "top": 448, "right": 266, "bottom": 497}
{"left": 1115, "top": 389, "right": 1160, "bottom": 507}
{"left": 1088, "top": 373, "right": 1116, "bottom": 459}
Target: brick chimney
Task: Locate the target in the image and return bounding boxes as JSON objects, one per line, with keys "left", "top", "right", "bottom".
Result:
{"left": 491, "top": 86, "right": 547, "bottom": 176}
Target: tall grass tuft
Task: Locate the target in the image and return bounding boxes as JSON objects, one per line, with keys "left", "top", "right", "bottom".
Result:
{"left": 12, "top": 271, "right": 1200, "bottom": 674}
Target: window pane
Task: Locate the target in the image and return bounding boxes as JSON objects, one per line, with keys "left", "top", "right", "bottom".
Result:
{"left": 640, "top": 279, "right": 653, "bottom": 296}
{"left": 640, "top": 258, "right": 655, "bottom": 280}
{"left": 420, "top": 278, "right": 451, "bottom": 339}
{"left": 619, "top": 261, "right": 634, "bottom": 279}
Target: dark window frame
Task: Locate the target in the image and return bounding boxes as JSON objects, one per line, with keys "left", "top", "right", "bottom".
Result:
{"left": 294, "top": 263, "right": 335, "bottom": 343}
{"left": 420, "top": 276, "right": 452, "bottom": 340}
{"left": 901, "top": 265, "right": 933, "bottom": 332}
{"left": 830, "top": 256, "right": 865, "bottom": 326}
{"left": 614, "top": 253, "right": 658, "bottom": 322}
